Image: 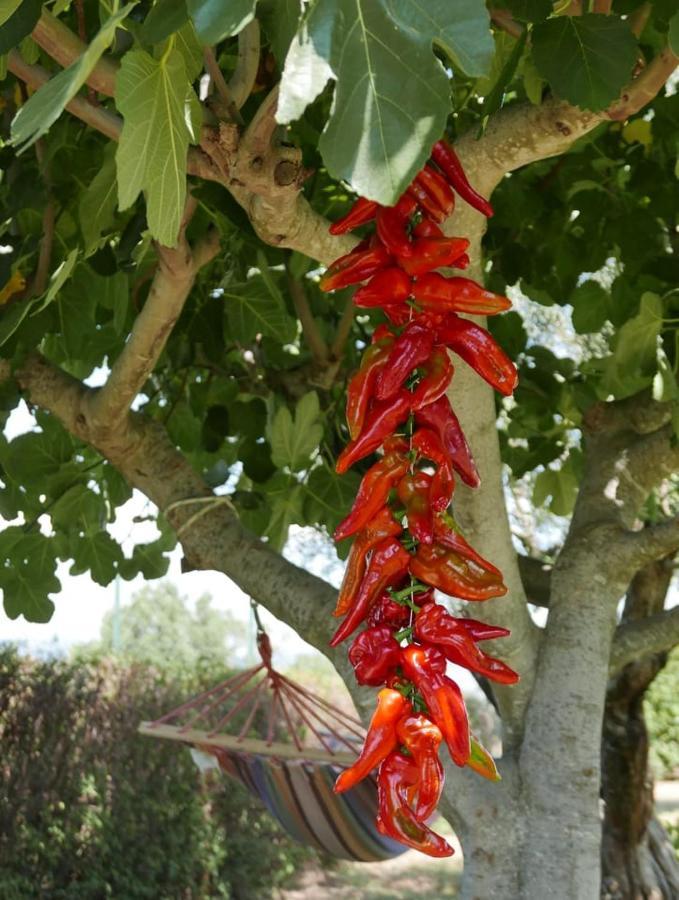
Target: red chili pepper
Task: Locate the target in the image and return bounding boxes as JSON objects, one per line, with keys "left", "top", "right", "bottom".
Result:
{"left": 367, "top": 586, "right": 434, "bottom": 628}
{"left": 410, "top": 541, "right": 507, "bottom": 602}
{"left": 353, "top": 267, "right": 412, "bottom": 309}
{"left": 334, "top": 688, "right": 411, "bottom": 793}
{"left": 435, "top": 314, "right": 518, "bottom": 397}
{"left": 397, "top": 237, "right": 470, "bottom": 277}
{"left": 431, "top": 140, "right": 494, "bottom": 218}
{"left": 334, "top": 455, "right": 408, "bottom": 542}
{"left": 330, "top": 537, "right": 411, "bottom": 646}
{"left": 372, "top": 323, "right": 395, "bottom": 344}
{"left": 319, "top": 244, "right": 391, "bottom": 292}
{"left": 407, "top": 181, "right": 446, "bottom": 223}
{"left": 401, "top": 644, "right": 470, "bottom": 767}
{"left": 397, "top": 471, "right": 435, "bottom": 545}
{"left": 376, "top": 751, "right": 454, "bottom": 857}
{"left": 376, "top": 195, "right": 418, "bottom": 258}
{"left": 467, "top": 734, "right": 500, "bottom": 782}
{"left": 334, "top": 507, "right": 403, "bottom": 616}
{"left": 433, "top": 512, "right": 505, "bottom": 581}
{"left": 396, "top": 714, "right": 445, "bottom": 821}
{"left": 414, "top": 395, "right": 480, "bottom": 488}
{"left": 415, "top": 165, "right": 455, "bottom": 218}
{"left": 375, "top": 321, "right": 435, "bottom": 402}
{"left": 413, "top": 219, "right": 443, "bottom": 239}
{"left": 455, "top": 253, "right": 470, "bottom": 270}
{"left": 345, "top": 335, "right": 395, "bottom": 440}
{"left": 412, "top": 273, "right": 511, "bottom": 315}
{"left": 329, "top": 197, "right": 379, "bottom": 235}
{"left": 411, "top": 428, "right": 455, "bottom": 512}
{"left": 409, "top": 347, "right": 454, "bottom": 410}
{"left": 348, "top": 625, "right": 402, "bottom": 686}
{"left": 336, "top": 391, "right": 412, "bottom": 474}
{"left": 414, "top": 602, "right": 518, "bottom": 684}
{"left": 461, "top": 619, "right": 511, "bottom": 641}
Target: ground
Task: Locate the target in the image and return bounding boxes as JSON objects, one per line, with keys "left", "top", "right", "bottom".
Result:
{"left": 277, "top": 785, "right": 679, "bottom": 900}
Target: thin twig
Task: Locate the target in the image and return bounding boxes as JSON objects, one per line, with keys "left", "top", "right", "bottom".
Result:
{"left": 286, "top": 270, "right": 328, "bottom": 364}
{"left": 28, "top": 140, "right": 56, "bottom": 299}
{"left": 629, "top": 2, "right": 652, "bottom": 37}
{"left": 31, "top": 10, "right": 118, "bottom": 96}
{"left": 330, "top": 295, "right": 355, "bottom": 360}
{"left": 203, "top": 47, "right": 244, "bottom": 125}
{"left": 490, "top": 9, "right": 524, "bottom": 40}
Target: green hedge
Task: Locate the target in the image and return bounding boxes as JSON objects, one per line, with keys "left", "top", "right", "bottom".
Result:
{"left": 0, "top": 648, "right": 313, "bottom": 899}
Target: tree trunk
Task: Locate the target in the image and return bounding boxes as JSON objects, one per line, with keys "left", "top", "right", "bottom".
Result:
{"left": 601, "top": 558, "right": 679, "bottom": 900}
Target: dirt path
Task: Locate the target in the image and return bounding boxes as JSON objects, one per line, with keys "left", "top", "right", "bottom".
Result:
{"left": 277, "top": 785, "right": 679, "bottom": 900}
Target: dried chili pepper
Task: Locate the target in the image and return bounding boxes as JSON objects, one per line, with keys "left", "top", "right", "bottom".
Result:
{"left": 375, "top": 321, "right": 435, "bottom": 402}
{"left": 433, "top": 512, "right": 504, "bottom": 579}
{"left": 409, "top": 347, "right": 454, "bottom": 410}
{"left": 336, "top": 391, "right": 412, "bottom": 474}
{"left": 329, "top": 197, "right": 379, "bottom": 235}
{"left": 396, "top": 715, "right": 445, "bottom": 821}
{"left": 413, "top": 219, "right": 443, "bottom": 239}
{"left": 431, "top": 140, "right": 494, "bottom": 218}
{"left": 414, "top": 601, "right": 519, "bottom": 684}
{"left": 348, "top": 625, "right": 402, "bottom": 686}
{"left": 334, "top": 507, "right": 403, "bottom": 616}
{"left": 397, "top": 237, "right": 470, "bottom": 277}
{"left": 412, "top": 273, "right": 511, "bottom": 315}
{"left": 376, "top": 195, "right": 418, "bottom": 258}
{"left": 334, "top": 456, "right": 408, "bottom": 543}
{"left": 353, "top": 267, "right": 412, "bottom": 309}
{"left": 410, "top": 542, "right": 507, "bottom": 602}
{"left": 345, "top": 335, "right": 395, "bottom": 439}
{"left": 411, "top": 427, "right": 455, "bottom": 512}
{"left": 414, "top": 396, "right": 480, "bottom": 488}
{"left": 376, "top": 751, "right": 454, "bottom": 857}
{"left": 330, "top": 537, "right": 411, "bottom": 646}
{"left": 435, "top": 314, "right": 518, "bottom": 396}
{"left": 401, "top": 644, "right": 470, "bottom": 767}
{"left": 397, "top": 471, "right": 435, "bottom": 544}
{"left": 334, "top": 688, "right": 411, "bottom": 793}
{"left": 415, "top": 165, "right": 456, "bottom": 218}
{"left": 319, "top": 244, "right": 391, "bottom": 292}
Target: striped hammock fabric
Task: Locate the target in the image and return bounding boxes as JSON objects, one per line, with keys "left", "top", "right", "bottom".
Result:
{"left": 208, "top": 745, "right": 407, "bottom": 862}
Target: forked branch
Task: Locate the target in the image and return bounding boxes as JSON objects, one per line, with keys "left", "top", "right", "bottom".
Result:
{"left": 610, "top": 605, "right": 679, "bottom": 673}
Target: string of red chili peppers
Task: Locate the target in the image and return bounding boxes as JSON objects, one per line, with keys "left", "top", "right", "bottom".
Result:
{"left": 320, "top": 140, "right": 520, "bottom": 858}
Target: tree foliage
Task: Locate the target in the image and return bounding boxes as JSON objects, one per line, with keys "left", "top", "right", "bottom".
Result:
{"left": 0, "top": 0, "right": 676, "bottom": 621}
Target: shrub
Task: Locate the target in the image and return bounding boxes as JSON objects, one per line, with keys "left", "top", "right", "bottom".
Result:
{"left": 0, "top": 648, "right": 313, "bottom": 899}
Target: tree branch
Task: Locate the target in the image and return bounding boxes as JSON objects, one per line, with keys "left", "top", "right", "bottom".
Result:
{"left": 87, "top": 200, "right": 220, "bottom": 428}
{"left": 489, "top": 9, "right": 524, "bottom": 40}
{"left": 229, "top": 19, "right": 260, "bottom": 110}
{"left": 610, "top": 606, "right": 679, "bottom": 674}
{"left": 12, "top": 352, "right": 357, "bottom": 688}
{"left": 32, "top": 10, "right": 118, "bottom": 96}
{"left": 608, "top": 46, "right": 679, "bottom": 121}
{"left": 622, "top": 517, "right": 679, "bottom": 571}
{"left": 463, "top": 41, "right": 678, "bottom": 199}
{"left": 286, "top": 271, "right": 329, "bottom": 364}
{"left": 331, "top": 294, "right": 356, "bottom": 361}
{"left": 7, "top": 51, "right": 122, "bottom": 141}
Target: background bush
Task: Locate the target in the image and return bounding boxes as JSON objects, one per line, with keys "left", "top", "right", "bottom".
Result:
{"left": 0, "top": 647, "right": 314, "bottom": 900}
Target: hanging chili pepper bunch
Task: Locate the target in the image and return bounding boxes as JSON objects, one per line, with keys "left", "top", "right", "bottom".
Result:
{"left": 320, "top": 140, "right": 520, "bottom": 858}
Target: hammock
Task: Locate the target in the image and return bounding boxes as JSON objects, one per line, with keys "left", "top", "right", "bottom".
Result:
{"left": 139, "top": 608, "right": 406, "bottom": 862}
